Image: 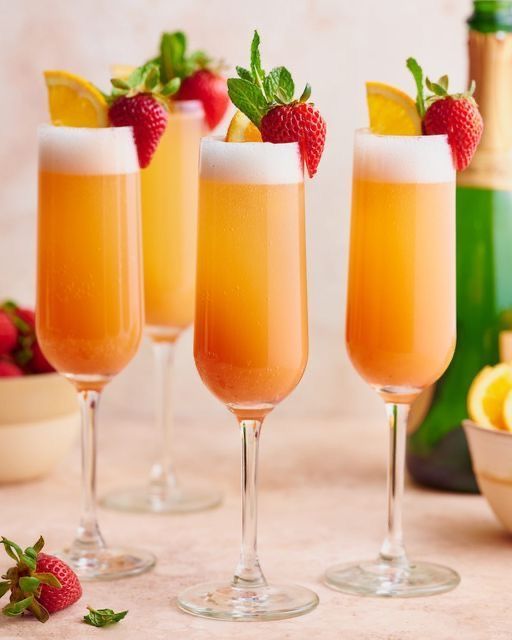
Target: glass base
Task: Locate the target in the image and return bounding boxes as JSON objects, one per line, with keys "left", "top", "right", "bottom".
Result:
{"left": 101, "top": 484, "right": 222, "bottom": 514}
{"left": 324, "top": 558, "right": 460, "bottom": 598}
{"left": 177, "top": 582, "right": 319, "bottom": 621}
{"left": 58, "top": 546, "right": 156, "bottom": 581}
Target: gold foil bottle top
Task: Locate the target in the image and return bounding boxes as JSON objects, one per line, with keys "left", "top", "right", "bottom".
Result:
{"left": 459, "top": 29, "right": 512, "bottom": 190}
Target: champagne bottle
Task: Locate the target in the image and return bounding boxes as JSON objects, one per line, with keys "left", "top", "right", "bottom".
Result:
{"left": 407, "top": 0, "right": 512, "bottom": 492}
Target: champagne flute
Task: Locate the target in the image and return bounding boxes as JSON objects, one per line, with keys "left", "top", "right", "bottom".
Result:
{"left": 37, "top": 125, "right": 155, "bottom": 579}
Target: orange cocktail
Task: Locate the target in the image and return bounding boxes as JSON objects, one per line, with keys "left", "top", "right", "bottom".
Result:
{"left": 194, "top": 138, "right": 308, "bottom": 417}
{"left": 346, "top": 131, "right": 456, "bottom": 398}
{"left": 141, "top": 101, "right": 204, "bottom": 337}
{"left": 36, "top": 126, "right": 153, "bottom": 580}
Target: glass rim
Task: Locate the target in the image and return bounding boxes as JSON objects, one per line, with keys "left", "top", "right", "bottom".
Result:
{"left": 355, "top": 127, "right": 449, "bottom": 142}
{"left": 37, "top": 123, "right": 135, "bottom": 136}
{"left": 202, "top": 134, "right": 300, "bottom": 150}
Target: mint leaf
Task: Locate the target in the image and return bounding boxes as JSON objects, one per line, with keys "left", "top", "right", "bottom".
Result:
{"left": 227, "top": 78, "right": 268, "bottom": 127}
{"left": 236, "top": 66, "right": 253, "bottom": 82}
{"left": 84, "top": 607, "right": 128, "bottom": 627}
{"left": 406, "top": 57, "right": 426, "bottom": 118}
{"left": 0, "top": 582, "right": 9, "bottom": 599}
{"left": 250, "top": 31, "right": 266, "bottom": 94}
{"left": 2, "top": 596, "right": 33, "bottom": 617}
{"left": 265, "top": 67, "right": 294, "bottom": 104}
{"left": 160, "top": 31, "right": 186, "bottom": 82}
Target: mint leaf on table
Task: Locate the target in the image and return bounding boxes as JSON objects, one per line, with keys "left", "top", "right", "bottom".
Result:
{"left": 83, "top": 606, "right": 128, "bottom": 627}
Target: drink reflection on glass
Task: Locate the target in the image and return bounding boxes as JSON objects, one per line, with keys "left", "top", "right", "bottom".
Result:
{"left": 324, "top": 130, "right": 460, "bottom": 597}
{"left": 102, "top": 101, "right": 222, "bottom": 514}
{"left": 37, "top": 125, "right": 155, "bottom": 580}
{"left": 177, "top": 138, "right": 318, "bottom": 620}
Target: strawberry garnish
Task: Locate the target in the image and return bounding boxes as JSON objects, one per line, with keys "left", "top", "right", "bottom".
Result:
{"left": 227, "top": 31, "right": 326, "bottom": 178}
{"left": 151, "top": 31, "right": 229, "bottom": 131}
{"left": 109, "top": 63, "right": 180, "bottom": 168}
{"left": 176, "top": 69, "right": 229, "bottom": 130}
{"left": 407, "top": 58, "right": 483, "bottom": 171}
{"left": 0, "top": 536, "right": 82, "bottom": 622}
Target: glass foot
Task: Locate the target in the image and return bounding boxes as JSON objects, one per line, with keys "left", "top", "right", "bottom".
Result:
{"left": 324, "top": 558, "right": 460, "bottom": 598}
{"left": 58, "top": 546, "right": 156, "bottom": 581}
{"left": 177, "top": 582, "right": 319, "bottom": 621}
{"left": 101, "top": 484, "right": 222, "bottom": 514}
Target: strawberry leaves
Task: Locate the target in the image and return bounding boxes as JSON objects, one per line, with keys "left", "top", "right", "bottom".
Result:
{"left": 227, "top": 31, "right": 311, "bottom": 128}
{"left": 110, "top": 62, "right": 179, "bottom": 103}
{"left": 83, "top": 606, "right": 128, "bottom": 627}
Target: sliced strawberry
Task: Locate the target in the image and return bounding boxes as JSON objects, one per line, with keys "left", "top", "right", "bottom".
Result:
{"left": 109, "top": 94, "right": 168, "bottom": 169}
{"left": 176, "top": 69, "right": 229, "bottom": 130}
{"left": 261, "top": 102, "right": 326, "bottom": 177}
{"left": 424, "top": 97, "right": 483, "bottom": 171}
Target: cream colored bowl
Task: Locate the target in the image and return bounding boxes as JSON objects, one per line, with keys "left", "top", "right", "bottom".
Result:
{"left": 464, "top": 420, "right": 512, "bottom": 533}
{"left": 0, "top": 373, "right": 80, "bottom": 483}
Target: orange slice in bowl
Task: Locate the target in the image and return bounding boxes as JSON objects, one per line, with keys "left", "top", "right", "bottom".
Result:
{"left": 226, "top": 111, "right": 262, "bottom": 142}
{"left": 467, "top": 363, "right": 512, "bottom": 430}
{"left": 366, "top": 82, "right": 422, "bottom": 135}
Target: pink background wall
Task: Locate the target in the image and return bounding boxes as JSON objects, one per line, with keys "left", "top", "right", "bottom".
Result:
{"left": 0, "top": 0, "right": 470, "bottom": 424}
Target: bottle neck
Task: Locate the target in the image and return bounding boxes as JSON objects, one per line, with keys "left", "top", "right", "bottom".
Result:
{"left": 458, "top": 27, "right": 512, "bottom": 190}
{"left": 468, "top": 1, "right": 512, "bottom": 33}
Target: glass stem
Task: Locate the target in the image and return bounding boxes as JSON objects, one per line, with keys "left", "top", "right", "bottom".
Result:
{"left": 149, "top": 340, "right": 178, "bottom": 499}
{"left": 233, "top": 419, "right": 267, "bottom": 588}
{"left": 379, "top": 402, "right": 409, "bottom": 566}
{"left": 72, "top": 389, "right": 105, "bottom": 553}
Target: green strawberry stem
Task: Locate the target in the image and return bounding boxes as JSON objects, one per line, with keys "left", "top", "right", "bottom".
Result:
{"left": 227, "top": 31, "right": 312, "bottom": 129}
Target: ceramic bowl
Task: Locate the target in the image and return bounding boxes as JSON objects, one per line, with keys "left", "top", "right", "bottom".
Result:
{"left": 464, "top": 420, "right": 512, "bottom": 533}
{"left": 0, "top": 373, "right": 79, "bottom": 483}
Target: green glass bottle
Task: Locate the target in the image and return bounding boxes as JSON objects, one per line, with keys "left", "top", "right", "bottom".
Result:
{"left": 407, "top": 0, "right": 512, "bottom": 492}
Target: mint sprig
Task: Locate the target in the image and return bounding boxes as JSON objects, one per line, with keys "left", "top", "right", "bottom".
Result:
{"left": 149, "top": 31, "right": 216, "bottom": 84}
{"left": 227, "top": 30, "right": 312, "bottom": 128}
{"left": 407, "top": 57, "right": 478, "bottom": 119}
{"left": 83, "top": 606, "right": 128, "bottom": 627}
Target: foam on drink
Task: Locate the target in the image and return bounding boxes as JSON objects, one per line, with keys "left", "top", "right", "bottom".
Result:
{"left": 200, "top": 137, "right": 303, "bottom": 184}
{"left": 38, "top": 125, "right": 139, "bottom": 175}
{"left": 354, "top": 129, "right": 455, "bottom": 184}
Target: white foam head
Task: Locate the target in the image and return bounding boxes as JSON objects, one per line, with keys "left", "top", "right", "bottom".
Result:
{"left": 38, "top": 125, "right": 139, "bottom": 175}
{"left": 354, "top": 129, "right": 455, "bottom": 183}
{"left": 200, "top": 136, "right": 303, "bottom": 184}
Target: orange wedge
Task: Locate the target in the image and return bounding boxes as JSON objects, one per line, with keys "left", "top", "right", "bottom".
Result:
{"left": 226, "top": 111, "right": 262, "bottom": 142}
{"left": 467, "top": 363, "right": 512, "bottom": 430}
{"left": 44, "top": 70, "right": 108, "bottom": 127}
{"left": 366, "top": 82, "right": 421, "bottom": 135}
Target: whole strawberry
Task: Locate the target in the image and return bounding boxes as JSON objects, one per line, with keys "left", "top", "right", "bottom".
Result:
{"left": 227, "top": 31, "right": 326, "bottom": 178}
{"left": 176, "top": 69, "right": 229, "bottom": 130}
{"left": 109, "top": 63, "right": 180, "bottom": 168}
{"left": 0, "top": 311, "right": 17, "bottom": 356}
{"left": 31, "top": 342, "right": 54, "bottom": 374}
{"left": 407, "top": 58, "right": 483, "bottom": 171}
{"left": 154, "top": 32, "right": 229, "bottom": 131}
{"left": 0, "top": 536, "right": 81, "bottom": 622}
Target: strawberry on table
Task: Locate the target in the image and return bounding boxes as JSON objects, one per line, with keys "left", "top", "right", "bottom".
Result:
{"left": 226, "top": 31, "right": 326, "bottom": 177}
{"left": 0, "top": 536, "right": 82, "bottom": 622}
{"left": 154, "top": 31, "right": 229, "bottom": 130}
{"left": 109, "top": 63, "right": 180, "bottom": 168}
{"left": 407, "top": 57, "right": 483, "bottom": 171}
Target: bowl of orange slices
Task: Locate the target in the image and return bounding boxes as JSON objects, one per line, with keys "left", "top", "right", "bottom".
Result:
{"left": 464, "top": 362, "right": 512, "bottom": 533}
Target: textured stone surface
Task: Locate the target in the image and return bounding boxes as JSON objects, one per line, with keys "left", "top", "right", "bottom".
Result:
{"left": 0, "top": 413, "right": 508, "bottom": 639}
